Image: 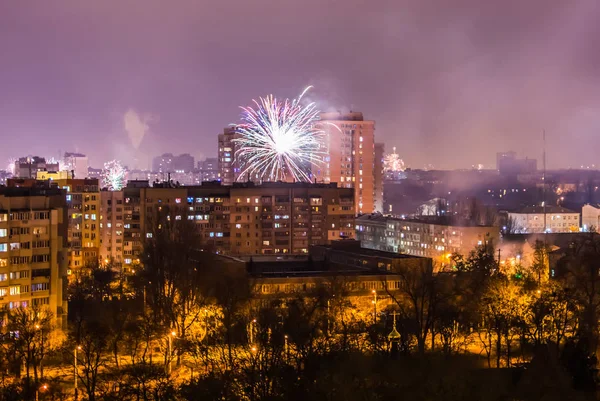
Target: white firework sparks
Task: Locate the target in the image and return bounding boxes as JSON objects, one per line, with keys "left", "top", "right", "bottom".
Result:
{"left": 6, "top": 158, "right": 16, "bottom": 176}
{"left": 102, "top": 160, "right": 127, "bottom": 190}
{"left": 383, "top": 147, "right": 405, "bottom": 172}
{"left": 233, "top": 86, "right": 325, "bottom": 182}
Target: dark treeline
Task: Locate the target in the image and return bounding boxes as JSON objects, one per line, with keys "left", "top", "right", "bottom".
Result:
{"left": 2, "top": 206, "right": 600, "bottom": 400}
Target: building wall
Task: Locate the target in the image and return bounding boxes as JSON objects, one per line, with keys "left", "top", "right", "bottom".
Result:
{"left": 99, "top": 191, "right": 125, "bottom": 270}
{"left": 106, "top": 183, "right": 355, "bottom": 270}
{"left": 508, "top": 211, "right": 580, "bottom": 233}
{"left": 63, "top": 153, "right": 89, "bottom": 180}
{"left": 54, "top": 179, "right": 101, "bottom": 274}
{"left": 0, "top": 190, "right": 68, "bottom": 324}
{"left": 582, "top": 205, "right": 600, "bottom": 232}
{"left": 356, "top": 215, "right": 499, "bottom": 266}
{"left": 314, "top": 112, "right": 377, "bottom": 215}
{"left": 218, "top": 128, "right": 240, "bottom": 185}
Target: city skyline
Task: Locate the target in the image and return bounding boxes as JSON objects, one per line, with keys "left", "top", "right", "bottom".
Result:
{"left": 2, "top": 1, "right": 600, "bottom": 170}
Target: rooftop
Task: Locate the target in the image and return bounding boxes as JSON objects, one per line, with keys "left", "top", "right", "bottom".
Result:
{"left": 356, "top": 213, "right": 496, "bottom": 228}
{"left": 515, "top": 205, "right": 578, "bottom": 214}
{"left": 0, "top": 186, "right": 65, "bottom": 197}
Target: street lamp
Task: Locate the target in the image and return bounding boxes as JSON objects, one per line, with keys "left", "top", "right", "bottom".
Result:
{"left": 35, "top": 383, "right": 47, "bottom": 401}
{"left": 371, "top": 290, "right": 377, "bottom": 324}
{"left": 167, "top": 331, "right": 176, "bottom": 375}
{"left": 74, "top": 345, "right": 81, "bottom": 400}
{"left": 35, "top": 324, "right": 44, "bottom": 379}
{"left": 249, "top": 319, "right": 257, "bottom": 344}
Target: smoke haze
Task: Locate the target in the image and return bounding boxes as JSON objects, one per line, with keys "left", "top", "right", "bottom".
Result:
{"left": 0, "top": 0, "right": 599, "bottom": 169}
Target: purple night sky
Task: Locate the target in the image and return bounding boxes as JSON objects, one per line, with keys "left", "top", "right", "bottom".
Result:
{"left": 1, "top": 0, "right": 599, "bottom": 170}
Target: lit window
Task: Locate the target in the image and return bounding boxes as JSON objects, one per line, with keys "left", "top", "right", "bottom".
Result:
{"left": 175, "top": 198, "right": 182, "bottom": 204}
{"left": 236, "top": 224, "right": 241, "bottom": 229}
{"left": 146, "top": 233, "right": 153, "bottom": 238}
{"left": 125, "top": 258, "right": 132, "bottom": 264}
{"left": 0, "top": 229, "right": 6, "bottom": 237}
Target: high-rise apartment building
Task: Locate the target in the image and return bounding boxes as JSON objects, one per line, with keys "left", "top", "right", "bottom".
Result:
{"left": 218, "top": 127, "right": 240, "bottom": 185}
{"left": 53, "top": 178, "right": 101, "bottom": 273}
{"left": 0, "top": 186, "right": 68, "bottom": 324}
{"left": 62, "top": 153, "right": 89, "bottom": 179}
{"left": 152, "top": 153, "right": 195, "bottom": 174}
{"left": 103, "top": 181, "right": 355, "bottom": 269}
{"left": 314, "top": 112, "right": 379, "bottom": 215}
{"left": 99, "top": 190, "right": 125, "bottom": 270}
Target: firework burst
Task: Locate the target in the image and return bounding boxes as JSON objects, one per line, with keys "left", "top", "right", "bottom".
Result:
{"left": 383, "top": 147, "right": 405, "bottom": 172}
{"left": 102, "top": 160, "right": 127, "bottom": 190}
{"left": 233, "top": 86, "right": 325, "bottom": 182}
{"left": 6, "top": 158, "right": 16, "bottom": 176}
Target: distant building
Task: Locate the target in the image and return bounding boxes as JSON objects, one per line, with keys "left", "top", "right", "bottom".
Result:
{"left": 581, "top": 204, "right": 600, "bottom": 232}
{"left": 507, "top": 205, "right": 580, "bottom": 233}
{"left": 198, "top": 157, "right": 219, "bottom": 182}
{"left": 87, "top": 167, "right": 102, "bottom": 180}
{"left": 314, "top": 112, "right": 379, "bottom": 215}
{"left": 15, "top": 156, "right": 59, "bottom": 179}
{"left": 497, "top": 151, "right": 537, "bottom": 176}
{"left": 152, "top": 153, "right": 195, "bottom": 173}
{"left": 0, "top": 186, "right": 68, "bottom": 324}
{"left": 217, "top": 127, "right": 240, "bottom": 185}
{"left": 356, "top": 214, "right": 499, "bottom": 267}
{"left": 63, "top": 153, "right": 89, "bottom": 179}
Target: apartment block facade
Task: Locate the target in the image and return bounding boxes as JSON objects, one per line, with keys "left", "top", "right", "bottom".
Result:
{"left": 54, "top": 178, "right": 101, "bottom": 273}
{"left": 99, "top": 190, "right": 125, "bottom": 269}
{"left": 217, "top": 127, "right": 240, "bottom": 185}
{"left": 356, "top": 214, "right": 499, "bottom": 266}
{"left": 104, "top": 181, "right": 355, "bottom": 271}
{"left": 0, "top": 187, "right": 68, "bottom": 323}
{"left": 314, "top": 112, "right": 380, "bottom": 215}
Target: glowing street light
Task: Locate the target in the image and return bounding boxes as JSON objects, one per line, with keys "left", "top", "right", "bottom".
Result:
{"left": 167, "top": 331, "right": 177, "bottom": 375}
{"left": 74, "top": 345, "right": 81, "bottom": 400}
{"left": 372, "top": 290, "right": 377, "bottom": 324}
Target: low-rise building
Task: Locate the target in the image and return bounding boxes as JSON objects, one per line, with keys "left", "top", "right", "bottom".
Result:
{"left": 581, "top": 204, "right": 600, "bottom": 232}
{"left": 356, "top": 214, "right": 499, "bottom": 266}
{"left": 508, "top": 205, "right": 580, "bottom": 234}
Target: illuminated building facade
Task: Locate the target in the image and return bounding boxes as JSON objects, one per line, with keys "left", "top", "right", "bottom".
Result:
{"left": 217, "top": 127, "right": 240, "bottom": 185}
{"left": 54, "top": 178, "right": 101, "bottom": 273}
{"left": 582, "top": 204, "right": 600, "bottom": 232}
{"left": 356, "top": 214, "right": 499, "bottom": 266}
{"left": 507, "top": 206, "right": 580, "bottom": 233}
{"left": 99, "top": 190, "right": 125, "bottom": 270}
{"left": 314, "top": 112, "right": 379, "bottom": 215}
{"left": 0, "top": 187, "right": 68, "bottom": 324}
{"left": 104, "top": 181, "right": 355, "bottom": 270}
